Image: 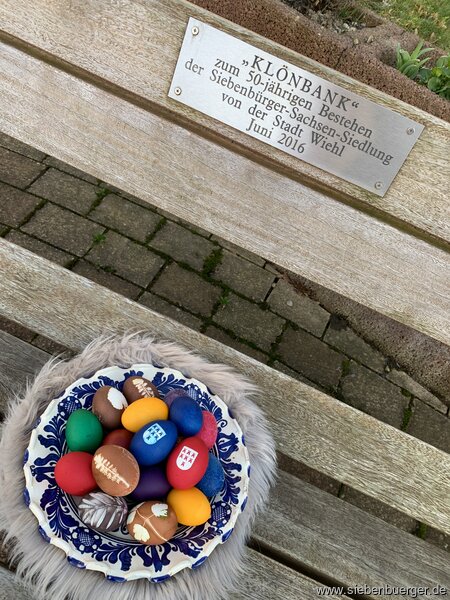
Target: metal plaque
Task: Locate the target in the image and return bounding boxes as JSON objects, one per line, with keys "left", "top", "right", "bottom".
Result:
{"left": 169, "top": 18, "right": 424, "bottom": 196}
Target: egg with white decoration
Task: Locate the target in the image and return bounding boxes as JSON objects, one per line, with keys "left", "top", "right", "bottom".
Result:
{"left": 92, "top": 386, "right": 128, "bottom": 430}
{"left": 127, "top": 501, "right": 178, "bottom": 545}
{"left": 78, "top": 492, "right": 128, "bottom": 532}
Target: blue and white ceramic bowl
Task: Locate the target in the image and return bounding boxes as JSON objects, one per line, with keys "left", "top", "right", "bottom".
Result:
{"left": 23, "top": 364, "right": 250, "bottom": 582}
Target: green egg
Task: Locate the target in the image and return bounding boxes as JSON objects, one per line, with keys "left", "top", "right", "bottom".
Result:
{"left": 65, "top": 409, "right": 103, "bottom": 453}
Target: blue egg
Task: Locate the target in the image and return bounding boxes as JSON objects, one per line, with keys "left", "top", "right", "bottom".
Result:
{"left": 130, "top": 419, "right": 178, "bottom": 466}
{"left": 169, "top": 396, "right": 203, "bottom": 436}
{"left": 196, "top": 453, "right": 225, "bottom": 497}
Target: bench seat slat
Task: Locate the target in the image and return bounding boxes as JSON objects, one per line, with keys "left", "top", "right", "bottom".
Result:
{"left": 0, "top": 42, "right": 449, "bottom": 345}
{"left": 0, "top": 0, "right": 449, "bottom": 245}
{"left": 1, "top": 240, "right": 449, "bottom": 537}
{"left": 0, "top": 552, "right": 323, "bottom": 600}
{"left": 1, "top": 331, "right": 449, "bottom": 597}
{"left": 233, "top": 551, "right": 348, "bottom": 599}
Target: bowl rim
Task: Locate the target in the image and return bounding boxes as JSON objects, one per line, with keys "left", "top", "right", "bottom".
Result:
{"left": 23, "top": 363, "right": 250, "bottom": 581}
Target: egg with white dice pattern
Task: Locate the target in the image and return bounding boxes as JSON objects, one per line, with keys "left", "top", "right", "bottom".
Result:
{"left": 129, "top": 420, "right": 178, "bottom": 466}
{"left": 166, "top": 437, "right": 208, "bottom": 489}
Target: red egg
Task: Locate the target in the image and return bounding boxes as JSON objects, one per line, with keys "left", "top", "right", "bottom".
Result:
{"left": 54, "top": 452, "right": 97, "bottom": 496}
{"left": 195, "top": 410, "right": 218, "bottom": 449}
{"left": 166, "top": 437, "right": 208, "bottom": 490}
{"left": 103, "top": 429, "right": 134, "bottom": 449}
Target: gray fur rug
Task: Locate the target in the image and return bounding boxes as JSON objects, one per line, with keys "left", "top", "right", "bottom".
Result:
{"left": 0, "top": 334, "right": 276, "bottom": 600}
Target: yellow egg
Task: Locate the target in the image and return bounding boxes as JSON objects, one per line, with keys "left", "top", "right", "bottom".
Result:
{"left": 121, "top": 397, "right": 168, "bottom": 432}
{"left": 167, "top": 488, "right": 211, "bottom": 526}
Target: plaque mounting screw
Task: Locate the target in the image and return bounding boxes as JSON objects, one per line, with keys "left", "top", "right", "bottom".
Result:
{"left": 174, "top": 87, "right": 182, "bottom": 96}
{"left": 192, "top": 26, "right": 199, "bottom": 36}
{"left": 406, "top": 127, "right": 415, "bottom": 135}
{"left": 374, "top": 181, "right": 383, "bottom": 190}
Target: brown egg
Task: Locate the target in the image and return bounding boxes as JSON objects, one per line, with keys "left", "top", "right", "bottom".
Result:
{"left": 92, "top": 386, "right": 128, "bottom": 429}
{"left": 103, "top": 428, "right": 133, "bottom": 449}
{"left": 123, "top": 376, "right": 160, "bottom": 402}
{"left": 92, "top": 445, "right": 139, "bottom": 496}
{"left": 127, "top": 501, "right": 178, "bottom": 545}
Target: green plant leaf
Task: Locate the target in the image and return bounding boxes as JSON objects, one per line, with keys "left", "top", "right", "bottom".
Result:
{"left": 403, "top": 64, "right": 419, "bottom": 79}
{"left": 418, "top": 67, "right": 431, "bottom": 82}
{"left": 427, "top": 76, "right": 440, "bottom": 91}
{"left": 410, "top": 40, "right": 424, "bottom": 60}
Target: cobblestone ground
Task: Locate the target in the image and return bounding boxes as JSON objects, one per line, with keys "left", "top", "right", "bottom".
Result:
{"left": 0, "top": 133, "right": 448, "bottom": 551}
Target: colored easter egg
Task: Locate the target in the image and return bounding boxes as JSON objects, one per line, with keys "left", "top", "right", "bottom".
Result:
{"left": 78, "top": 492, "right": 128, "bottom": 532}
{"left": 196, "top": 410, "right": 218, "bottom": 449}
{"left": 196, "top": 453, "right": 225, "bottom": 497}
{"left": 166, "top": 437, "right": 208, "bottom": 490}
{"left": 129, "top": 420, "right": 178, "bottom": 466}
{"left": 123, "top": 376, "right": 159, "bottom": 402}
{"left": 103, "top": 428, "right": 134, "bottom": 449}
{"left": 54, "top": 452, "right": 96, "bottom": 496}
{"left": 92, "top": 445, "right": 140, "bottom": 496}
{"left": 129, "top": 466, "right": 171, "bottom": 502}
{"left": 167, "top": 488, "right": 211, "bottom": 526}
{"left": 164, "top": 388, "right": 189, "bottom": 408}
{"left": 92, "top": 386, "right": 128, "bottom": 429}
{"left": 127, "top": 501, "right": 178, "bottom": 545}
{"left": 169, "top": 396, "right": 202, "bottom": 437}
{"left": 65, "top": 409, "right": 103, "bottom": 453}
{"left": 121, "top": 397, "right": 168, "bottom": 432}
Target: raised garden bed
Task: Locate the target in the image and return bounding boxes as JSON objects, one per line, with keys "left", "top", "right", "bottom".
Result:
{"left": 193, "top": 0, "right": 449, "bottom": 121}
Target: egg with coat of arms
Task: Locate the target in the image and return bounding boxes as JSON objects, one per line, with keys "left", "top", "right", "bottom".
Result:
{"left": 129, "top": 419, "right": 178, "bottom": 466}
{"left": 166, "top": 437, "right": 208, "bottom": 489}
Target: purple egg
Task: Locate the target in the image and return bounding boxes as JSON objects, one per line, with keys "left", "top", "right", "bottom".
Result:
{"left": 129, "top": 466, "right": 171, "bottom": 501}
{"left": 164, "top": 388, "right": 190, "bottom": 408}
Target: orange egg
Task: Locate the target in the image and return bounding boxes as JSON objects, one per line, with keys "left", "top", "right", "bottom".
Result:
{"left": 121, "top": 397, "right": 168, "bottom": 432}
{"left": 167, "top": 487, "right": 211, "bottom": 526}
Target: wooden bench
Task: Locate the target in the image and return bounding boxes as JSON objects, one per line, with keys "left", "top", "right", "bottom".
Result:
{"left": 1, "top": 0, "right": 449, "bottom": 597}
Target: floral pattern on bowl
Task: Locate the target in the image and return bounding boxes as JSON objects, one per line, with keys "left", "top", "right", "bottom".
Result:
{"left": 23, "top": 364, "right": 250, "bottom": 581}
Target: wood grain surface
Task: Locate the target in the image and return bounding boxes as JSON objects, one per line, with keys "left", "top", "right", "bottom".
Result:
{"left": 0, "top": 43, "right": 449, "bottom": 345}
{"left": 233, "top": 550, "right": 347, "bottom": 599}
{"left": 1, "top": 334, "right": 448, "bottom": 598}
{"left": 0, "top": 332, "right": 48, "bottom": 416}
{"left": 1, "top": 240, "right": 449, "bottom": 536}
{"left": 259, "top": 471, "right": 450, "bottom": 596}
{"left": 0, "top": 0, "right": 449, "bottom": 245}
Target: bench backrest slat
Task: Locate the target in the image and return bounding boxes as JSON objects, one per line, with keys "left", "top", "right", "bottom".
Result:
{"left": 0, "top": 42, "right": 449, "bottom": 346}
{"left": 1, "top": 0, "right": 449, "bottom": 244}
{"left": 1, "top": 239, "right": 449, "bottom": 536}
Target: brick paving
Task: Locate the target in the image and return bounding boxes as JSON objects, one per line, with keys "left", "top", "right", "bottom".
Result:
{"left": 0, "top": 133, "right": 448, "bottom": 550}
{"left": 340, "top": 362, "right": 410, "bottom": 428}
{"left": 28, "top": 168, "right": 99, "bottom": 215}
